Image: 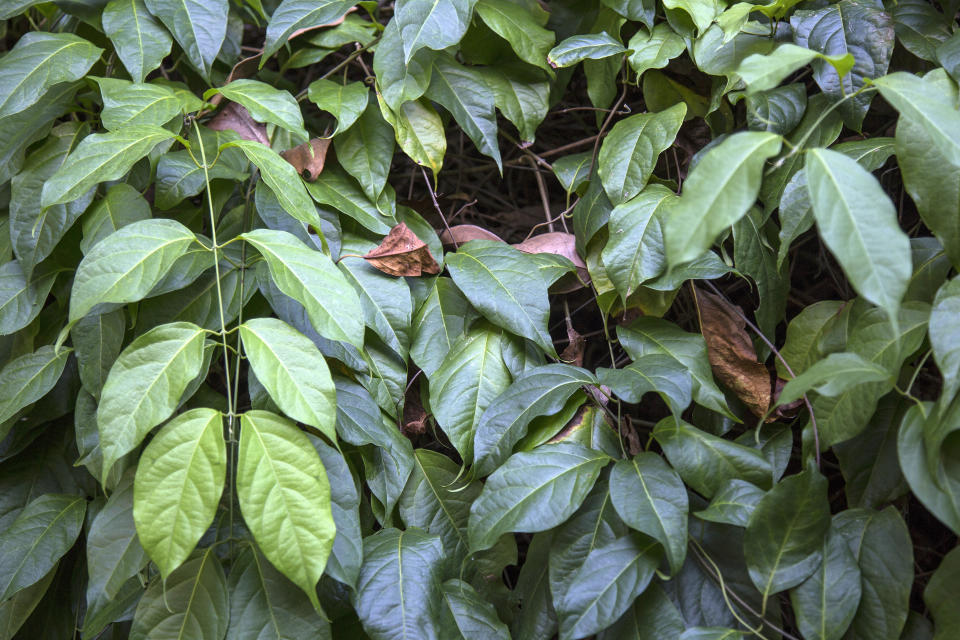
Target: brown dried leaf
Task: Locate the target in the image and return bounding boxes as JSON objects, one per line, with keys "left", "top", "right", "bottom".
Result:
{"left": 281, "top": 138, "right": 331, "bottom": 181}
{"left": 401, "top": 373, "right": 428, "bottom": 438}
{"left": 771, "top": 377, "right": 804, "bottom": 420}
{"left": 694, "top": 287, "right": 772, "bottom": 419}
{"left": 363, "top": 223, "right": 441, "bottom": 277}
{"left": 208, "top": 102, "right": 268, "bottom": 145}
{"left": 514, "top": 231, "right": 590, "bottom": 293}
{"left": 560, "top": 323, "right": 585, "bottom": 367}
{"left": 438, "top": 224, "right": 505, "bottom": 247}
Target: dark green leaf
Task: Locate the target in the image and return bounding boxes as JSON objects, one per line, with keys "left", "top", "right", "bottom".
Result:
{"left": 694, "top": 478, "right": 765, "bottom": 527}
{"left": 263, "top": 0, "right": 355, "bottom": 60}
{"left": 441, "top": 578, "right": 510, "bottom": 640}
{"left": 143, "top": 0, "right": 228, "bottom": 80}
{"left": 0, "top": 346, "right": 72, "bottom": 429}
{"left": 86, "top": 472, "right": 148, "bottom": 604}
{"left": 394, "top": 0, "right": 477, "bottom": 63}
{"left": 102, "top": 0, "right": 173, "bottom": 83}
{"left": 924, "top": 546, "right": 960, "bottom": 639}
{"left": 94, "top": 78, "right": 181, "bottom": 130}
{"left": 597, "top": 353, "right": 693, "bottom": 421}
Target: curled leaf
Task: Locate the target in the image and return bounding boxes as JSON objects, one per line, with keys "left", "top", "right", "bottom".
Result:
{"left": 362, "top": 223, "right": 441, "bottom": 277}
{"left": 438, "top": 224, "right": 505, "bottom": 247}
{"left": 281, "top": 138, "right": 331, "bottom": 181}
{"left": 208, "top": 102, "right": 268, "bottom": 145}
{"left": 694, "top": 287, "right": 772, "bottom": 419}
{"left": 514, "top": 231, "right": 590, "bottom": 292}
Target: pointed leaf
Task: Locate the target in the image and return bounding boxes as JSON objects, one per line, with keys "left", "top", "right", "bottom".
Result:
{"left": 475, "top": 0, "right": 554, "bottom": 72}
{"left": 597, "top": 353, "right": 693, "bottom": 421}
{"left": 216, "top": 80, "right": 307, "bottom": 141}
{"left": 263, "top": 0, "right": 355, "bottom": 60}
{"left": 931, "top": 277, "right": 960, "bottom": 404}
{"left": 93, "top": 77, "right": 181, "bottom": 130}
{"left": 86, "top": 472, "right": 148, "bottom": 604}
{"left": 0, "top": 260, "right": 57, "bottom": 336}
{"left": 307, "top": 79, "right": 369, "bottom": 137}
{"left": 144, "top": 0, "right": 228, "bottom": 80}
{"left": 627, "top": 23, "right": 685, "bottom": 77}
{"left": 410, "top": 277, "right": 471, "bottom": 377}
{"left": 393, "top": 0, "right": 476, "bottom": 63}
{"left": 548, "top": 33, "right": 627, "bottom": 68}
{"left": 103, "top": 0, "right": 173, "bottom": 83}
{"left": 441, "top": 578, "right": 510, "bottom": 640}
{"left": 694, "top": 478, "right": 765, "bottom": 527}
{"left": 379, "top": 97, "right": 446, "bottom": 179}
{"left": 304, "top": 166, "right": 394, "bottom": 234}
{"left": 335, "top": 95, "right": 395, "bottom": 201}
{"left": 0, "top": 346, "right": 72, "bottom": 427}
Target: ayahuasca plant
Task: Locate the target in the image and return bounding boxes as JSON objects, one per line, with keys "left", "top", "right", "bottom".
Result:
{"left": 1, "top": 0, "right": 959, "bottom": 638}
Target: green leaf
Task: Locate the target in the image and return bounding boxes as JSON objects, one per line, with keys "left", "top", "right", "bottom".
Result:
{"left": 237, "top": 410, "right": 335, "bottom": 609}
{"left": 130, "top": 549, "right": 228, "bottom": 640}
{"left": 610, "top": 453, "right": 688, "bottom": 574}
{"left": 679, "top": 629, "right": 745, "bottom": 640}
{"left": 393, "top": 0, "right": 477, "bottom": 63}
{"left": 924, "top": 546, "right": 960, "bottom": 639}
{"left": 240, "top": 318, "right": 337, "bottom": 443}
{"left": 305, "top": 166, "right": 394, "bottom": 234}
{"left": 0, "top": 32, "right": 102, "bottom": 119}
{"left": 355, "top": 528, "right": 446, "bottom": 640}
{"left": 215, "top": 80, "right": 307, "bottom": 141}
{"left": 734, "top": 44, "right": 853, "bottom": 95}
{"left": 86, "top": 472, "right": 148, "bottom": 604}
{"left": 73, "top": 307, "right": 125, "bottom": 399}
{"left": 0, "top": 567, "right": 55, "bottom": 640}
{"left": 874, "top": 71, "right": 960, "bottom": 169}
{"left": 746, "top": 84, "right": 807, "bottom": 135}
{"left": 664, "top": 131, "right": 782, "bottom": 267}
{"left": 473, "top": 364, "right": 597, "bottom": 477}
{"left": 372, "top": 18, "right": 435, "bottom": 111}
{"left": 335, "top": 96, "right": 395, "bottom": 202}
{"left": 429, "top": 325, "right": 511, "bottom": 465}
{"left": 80, "top": 184, "right": 152, "bottom": 255}
{"left": 627, "top": 23, "right": 685, "bottom": 77}
{"left": 41, "top": 126, "right": 176, "bottom": 208}
{"left": 790, "top": 522, "right": 863, "bottom": 640}
{"left": 379, "top": 97, "right": 446, "bottom": 179}
{"left": 0, "top": 83, "right": 79, "bottom": 186}
{"left": 468, "top": 442, "right": 609, "bottom": 552}
{"left": 663, "top": 0, "right": 721, "bottom": 33}
{"left": 597, "top": 353, "right": 693, "bottom": 421}
{"left": 777, "top": 352, "right": 891, "bottom": 407}
{"left": 93, "top": 78, "right": 181, "bottom": 130}
{"left": 426, "top": 54, "right": 502, "bottom": 170}
{"left": 227, "top": 545, "right": 330, "bottom": 639}
{"left": 511, "top": 531, "right": 557, "bottom": 638}
{"left": 898, "top": 404, "right": 960, "bottom": 535}
{"left": 597, "top": 583, "right": 685, "bottom": 639}
{"left": 309, "top": 436, "right": 361, "bottom": 589}
{"left": 307, "top": 79, "right": 368, "bottom": 137}
{"left": 143, "top": 0, "right": 228, "bottom": 80}
{"left": 102, "top": 0, "right": 173, "bottom": 84}
{"left": 133, "top": 408, "right": 225, "bottom": 578}
{"left": 475, "top": 0, "right": 555, "bottom": 72}
{"left": 745, "top": 465, "right": 830, "bottom": 599}
{"left": 653, "top": 418, "right": 773, "bottom": 498}
{"left": 242, "top": 228, "right": 365, "bottom": 348}
{"left": 791, "top": 0, "right": 894, "bottom": 128}
{"left": 69, "top": 218, "right": 197, "bottom": 322}
{"left": 805, "top": 148, "right": 911, "bottom": 331}
{"left": 441, "top": 578, "right": 510, "bottom": 640}
{"left": 410, "top": 277, "right": 471, "bottom": 377}
{"left": 598, "top": 104, "right": 685, "bottom": 205}
{"left": 834, "top": 507, "right": 913, "bottom": 640}
{"left": 548, "top": 32, "right": 626, "bottom": 68}
{"left": 931, "top": 277, "right": 960, "bottom": 405}
{"left": 225, "top": 139, "right": 321, "bottom": 229}
{"left": 0, "top": 261, "right": 57, "bottom": 336}
{"left": 97, "top": 321, "right": 206, "bottom": 482}
{"left": 694, "top": 478, "right": 765, "bottom": 527}
{"left": 0, "top": 494, "right": 84, "bottom": 601}
{"left": 0, "top": 346, "right": 72, "bottom": 428}
{"left": 892, "top": 0, "right": 952, "bottom": 62}
{"left": 446, "top": 240, "right": 555, "bottom": 357}
{"left": 263, "top": 0, "right": 355, "bottom": 60}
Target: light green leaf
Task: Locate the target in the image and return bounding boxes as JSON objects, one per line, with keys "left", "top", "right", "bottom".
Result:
{"left": 468, "top": 442, "right": 609, "bottom": 552}
{"left": 805, "top": 148, "right": 911, "bottom": 331}
{"left": 745, "top": 465, "right": 830, "bottom": 599}
{"left": 237, "top": 410, "right": 335, "bottom": 609}
{"left": 103, "top": 0, "right": 173, "bottom": 84}
{"left": 0, "top": 260, "right": 57, "bottom": 336}
{"left": 475, "top": 0, "right": 554, "bottom": 72}
{"left": 931, "top": 277, "right": 960, "bottom": 405}
{"left": 133, "top": 408, "right": 225, "bottom": 578}
{"left": 379, "top": 96, "right": 446, "bottom": 179}
{"left": 80, "top": 184, "right": 152, "bottom": 255}
{"left": 694, "top": 478, "right": 765, "bottom": 527}
{"left": 143, "top": 0, "right": 228, "bottom": 80}
{"left": 446, "top": 240, "right": 555, "bottom": 357}
{"left": 627, "top": 23, "right": 685, "bottom": 77}
{"left": 777, "top": 352, "right": 891, "bottom": 407}
{"left": 0, "top": 494, "right": 85, "bottom": 601}
{"left": 653, "top": 418, "right": 773, "bottom": 498}
{"left": 242, "top": 228, "right": 365, "bottom": 348}
{"left": 97, "top": 322, "right": 206, "bottom": 482}
{"left": 93, "top": 77, "right": 181, "bottom": 130}
{"left": 86, "top": 472, "right": 148, "bottom": 604}
{"left": 335, "top": 96, "right": 394, "bottom": 201}
{"left": 429, "top": 326, "right": 511, "bottom": 465}
{"left": 263, "top": 0, "right": 355, "bottom": 60}
{"left": 304, "top": 166, "right": 394, "bottom": 234}
{"left": 41, "top": 126, "right": 177, "bottom": 208}
{"left": 664, "top": 131, "right": 782, "bottom": 267}
{"left": 69, "top": 218, "right": 197, "bottom": 322}
{"left": 215, "top": 79, "right": 307, "bottom": 141}
{"left": 240, "top": 318, "right": 337, "bottom": 442}
{"left": 473, "top": 364, "right": 597, "bottom": 477}
{"left": 307, "top": 79, "right": 368, "bottom": 137}
{"left": 598, "top": 104, "right": 685, "bottom": 205}
{"left": 548, "top": 32, "right": 627, "bottom": 68}
{"left": 0, "top": 32, "right": 102, "bottom": 119}
{"left": 130, "top": 549, "right": 228, "bottom": 640}
{"left": 224, "top": 139, "right": 321, "bottom": 229}
{"left": 735, "top": 44, "right": 853, "bottom": 95}
{"left": 610, "top": 453, "right": 688, "bottom": 574}
{"left": 393, "top": 0, "right": 477, "bottom": 63}
{"left": 0, "top": 346, "right": 72, "bottom": 428}
{"left": 355, "top": 528, "right": 446, "bottom": 640}
{"left": 426, "top": 54, "right": 502, "bottom": 170}
{"left": 664, "top": 0, "right": 721, "bottom": 33}
{"left": 597, "top": 353, "right": 693, "bottom": 420}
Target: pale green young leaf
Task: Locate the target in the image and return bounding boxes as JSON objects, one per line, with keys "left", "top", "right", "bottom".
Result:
{"left": 393, "top": 0, "right": 477, "bottom": 63}
{"left": 41, "top": 126, "right": 178, "bottom": 208}
{"left": 69, "top": 218, "right": 197, "bottom": 322}
{"left": 0, "top": 346, "right": 72, "bottom": 428}
{"left": 874, "top": 72, "right": 960, "bottom": 167}
{"left": 307, "top": 79, "right": 368, "bottom": 136}
{"left": 216, "top": 79, "right": 307, "bottom": 141}
{"left": 475, "top": 0, "right": 555, "bottom": 72}
{"left": 664, "top": 131, "right": 781, "bottom": 267}
{"left": 0, "top": 32, "right": 102, "bottom": 119}
{"left": 548, "top": 32, "right": 626, "bottom": 68}
{"left": 240, "top": 318, "right": 337, "bottom": 442}
{"left": 102, "top": 0, "right": 173, "bottom": 83}
{"left": 143, "top": 0, "right": 228, "bottom": 80}
{"left": 776, "top": 352, "right": 891, "bottom": 407}
{"left": 372, "top": 19, "right": 435, "bottom": 110}
{"left": 627, "top": 23, "right": 685, "bottom": 77}
{"left": 237, "top": 410, "right": 335, "bottom": 610}
{"left": 468, "top": 442, "right": 609, "bottom": 552}
{"left": 598, "top": 104, "right": 685, "bottom": 204}
{"left": 93, "top": 78, "right": 181, "bottom": 130}
{"left": 133, "top": 408, "right": 225, "bottom": 578}
{"left": 735, "top": 44, "right": 853, "bottom": 95}
{"left": 263, "top": 0, "right": 356, "bottom": 60}
{"left": 663, "top": 0, "right": 721, "bottom": 33}
{"left": 378, "top": 96, "right": 446, "bottom": 179}
{"left": 805, "top": 148, "right": 911, "bottom": 331}
{"left": 97, "top": 322, "right": 207, "bottom": 482}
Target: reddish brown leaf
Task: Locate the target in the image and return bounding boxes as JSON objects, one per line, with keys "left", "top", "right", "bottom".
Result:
{"left": 281, "top": 138, "right": 331, "bottom": 181}
{"left": 560, "top": 323, "right": 585, "bottom": 367}
{"left": 208, "top": 102, "right": 269, "bottom": 145}
{"left": 402, "top": 383, "right": 428, "bottom": 438}
{"left": 513, "top": 231, "right": 590, "bottom": 293}
{"left": 438, "top": 224, "right": 504, "bottom": 247}
{"left": 694, "top": 287, "right": 773, "bottom": 419}
{"left": 363, "top": 223, "right": 441, "bottom": 277}
{"left": 771, "top": 377, "right": 805, "bottom": 420}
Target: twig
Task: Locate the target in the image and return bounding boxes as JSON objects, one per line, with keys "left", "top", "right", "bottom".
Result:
{"left": 421, "top": 166, "right": 457, "bottom": 249}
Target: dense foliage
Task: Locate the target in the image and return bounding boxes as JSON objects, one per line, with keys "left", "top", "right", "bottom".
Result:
{"left": 1, "top": 0, "right": 959, "bottom": 638}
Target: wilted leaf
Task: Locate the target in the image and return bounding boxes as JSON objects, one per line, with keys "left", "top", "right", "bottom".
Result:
{"left": 208, "top": 102, "right": 269, "bottom": 145}
{"left": 361, "top": 223, "right": 441, "bottom": 277}
{"left": 280, "top": 138, "right": 330, "bottom": 181}
{"left": 438, "top": 224, "right": 505, "bottom": 247}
